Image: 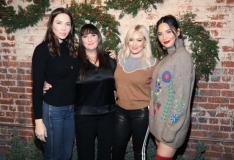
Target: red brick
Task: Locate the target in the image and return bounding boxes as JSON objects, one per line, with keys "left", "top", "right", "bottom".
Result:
{"left": 197, "top": 83, "right": 208, "bottom": 88}
{"left": 9, "top": 87, "right": 25, "bottom": 93}
{"left": 2, "top": 93, "right": 18, "bottom": 99}
{"left": 5, "top": 111, "right": 20, "bottom": 117}
{"left": 194, "top": 96, "right": 207, "bottom": 103}
{"left": 198, "top": 117, "right": 207, "bottom": 123}
{"left": 211, "top": 145, "right": 223, "bottom": 152}
{"left": 204, "top": 151, "right": 222, "bottom": 158}
{"left": 0, "top": 36, "right": 6, "bottom": 40}
{"left": 210, "top": 30, "right": 218, "bottom": 36}
{"left": 3, "top": 55, "right": 16, "bottom": 61}
{"left": 17, "top": 81, "right": 32, "bottom": 87}
{"left": 209, "top": 83, "right": 230, "bottom": 89}
{"left": 222, "top": 76, "right": 232, "bottom": 82}
{"left": 19, "top": 62, "right": 32, "bottom": 68}
{"left": 7, "top": 35, "right": 15, "bottom": 41}
{"left": 221, "top": 91, "right": 234, "bottom": 97}
{"left": 199, "top": 124, "right": 219, "bottom": 131}
{"left": 199, "top": 89, "right": 220, "bottom": 96}
{"left": 15, "top": 100, "right": 31, "bottom": 105}
{"left": 220, "top": 126, "right": 232, "bottom": 132}
{"left": 206, "top": 6, "right": 217, "bottom": 12}
{"left": 16, "top": 75, "right": 32, "bottom": 81}
{"left": 223, "top": 146, "right": 232, "bottom": 152}
{"left": 208, "top": 97, "right": 229, "bottom": 103}
{"left": 221, "top": 61, "right": 234, "bottom": 67}
{"left": 190, "top": 131, "right": 207, "bottom": 137}
{"left": 199, "top": 103, "right": 219, "bottom": 109}
{"left": 2, "top": 61, "right": 17, "bottom": 67}
{"left": 208, "top": 132, "right": 229, "bottom": 139}
{"left": 1, "top": 81, "right": 15, "bottom": 86}
{"left": 26, "top": 88, "right": 32, "bottom": 93}
{"left": 220, "top": 119, "right": 230, "bottom": 125}
{"left": 223, "top": 153, "right": 234, "bottom": 159}
{"left": 227, "top": 0, "right": 234, "bottom": 4}
{"left": 209, "top": 118, "right": 219, "bottom": 124}
{"left": 1, "top": 42, "right": 15, "bottom": 47}
{"left": 216, "top": 0, "right": 225, "bottom": 3}
{"left": 2, "top": 49, "right": 11, "bottom": 54}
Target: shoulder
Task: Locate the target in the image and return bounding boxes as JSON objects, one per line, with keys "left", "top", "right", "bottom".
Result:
{"left": 33, "top": 41, "right": 50, "bottom": 60}
{"left": 104, "top": 52, "right": 116, "bottom": 71}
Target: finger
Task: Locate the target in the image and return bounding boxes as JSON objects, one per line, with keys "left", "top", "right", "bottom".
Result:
{"left": 45, "top": 130, "right": 47, "bottom": 137}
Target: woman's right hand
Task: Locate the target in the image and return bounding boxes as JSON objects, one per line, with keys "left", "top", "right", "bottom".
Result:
{"left": 43, "top": 81, "right": 52, "bottom": 94}
{"left": 35, "top": 119, "right": 47, "bottom": 142}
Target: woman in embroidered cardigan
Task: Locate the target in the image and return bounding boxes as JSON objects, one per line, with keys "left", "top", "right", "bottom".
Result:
{"left": 149, "top": 15, "right": 195, "bottom": 160}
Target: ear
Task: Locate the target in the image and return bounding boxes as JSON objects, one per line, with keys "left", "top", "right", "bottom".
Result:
{"left": 176, "top": 28, "right": 181, "bottom": 37}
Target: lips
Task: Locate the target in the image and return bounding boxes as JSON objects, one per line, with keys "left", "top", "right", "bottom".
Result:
{"left": 164, "top": 40, "right": 170, "bottom": 44}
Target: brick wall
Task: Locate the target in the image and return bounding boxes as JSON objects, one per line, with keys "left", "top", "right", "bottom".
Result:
{"left": 0, "top": 0, "right": 233, "bottom": 159}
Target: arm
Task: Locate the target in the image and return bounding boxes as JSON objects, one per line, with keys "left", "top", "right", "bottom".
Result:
{"left": 32, "top": 44, "right": 48, "bottom": 142}
{"left": 161, "top": 55, "right": 195, "bottom": 143}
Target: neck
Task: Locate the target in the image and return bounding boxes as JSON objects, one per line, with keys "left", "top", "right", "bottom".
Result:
{"left": 130, "top": 52, "right": 143, "bottom": 58}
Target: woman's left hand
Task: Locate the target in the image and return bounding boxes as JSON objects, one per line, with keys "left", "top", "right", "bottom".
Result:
{"left": 109, "top": 50, "right": 116, "bottom": 59}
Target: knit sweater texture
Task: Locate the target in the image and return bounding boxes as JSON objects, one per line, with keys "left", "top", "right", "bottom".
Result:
{"left": 149, "top": 39, "right": 195, "bottom": 148}
{"left": 32, "top": 41, "right": 80, "bottom": 119}
{"left": 114, "top": 54, "right": 157, "bottom": 110}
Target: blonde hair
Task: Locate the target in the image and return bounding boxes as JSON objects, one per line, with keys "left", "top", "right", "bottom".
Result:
{"left": 119, "top": 25, "right": 153, "bottom": 68}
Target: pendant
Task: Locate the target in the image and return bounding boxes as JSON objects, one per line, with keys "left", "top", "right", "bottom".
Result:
{"left": 71, "top": 66, "right": 73, "bottom": 69}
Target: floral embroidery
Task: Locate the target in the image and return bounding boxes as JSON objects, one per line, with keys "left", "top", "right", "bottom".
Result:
{"left": 161, "top": 84, "right": 174, "bottom": 121}
{"left": 162, "top": 71, "right": 172, "bottom": 83}
{"left": 170, "top": 95, "right": 185, "bottom": 123}
{"left": 170, "top": 114, "right": 179, "bottom": 123}
{"left": 155, "top": 79, "right": 162, "bottom": 95}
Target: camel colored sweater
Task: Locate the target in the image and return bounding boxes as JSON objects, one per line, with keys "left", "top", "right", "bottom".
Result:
{"left": 149, "top": 39, "right": 195, "bottom": 148}
{"left": 114, "top": 55, "right": 157, "bottom": 110}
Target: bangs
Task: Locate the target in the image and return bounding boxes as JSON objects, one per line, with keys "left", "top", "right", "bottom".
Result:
{"left": 80, "top": 27, "right": 99, "bottom": 36}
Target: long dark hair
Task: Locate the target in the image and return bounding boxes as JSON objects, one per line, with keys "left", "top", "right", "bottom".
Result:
{"left": 44, "top": 7, "right": 77, "bottom": 58}
{"left": 155, "top": 15, "right": 183, "bottom": 54}
{"left": 78, "top": 24, "right": 108, "bottom": 80}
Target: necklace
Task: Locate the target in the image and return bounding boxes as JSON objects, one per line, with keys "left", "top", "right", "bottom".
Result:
{"left": 87, "top": 56, "right": 99, "bottom": 67}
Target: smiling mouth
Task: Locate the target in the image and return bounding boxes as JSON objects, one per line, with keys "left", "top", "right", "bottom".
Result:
{"left": 164, "top": 40, "right": 170, "bottom": 44}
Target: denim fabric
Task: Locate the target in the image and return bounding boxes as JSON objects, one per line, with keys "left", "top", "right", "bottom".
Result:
{"left": 42, "top": 102, "right": 75, "bottom": 160}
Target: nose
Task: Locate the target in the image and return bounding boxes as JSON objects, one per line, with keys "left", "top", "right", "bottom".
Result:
{"left": 62, "top": 24, "right": 66, "bottom": 31}
{"left": 88, "top": 35, "right": 92, "bottom": 41}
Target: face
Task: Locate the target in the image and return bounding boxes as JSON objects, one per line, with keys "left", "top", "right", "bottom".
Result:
{"left": 81, "top": 33, "right": 99, "bottom": 52}
{"left": 128, "top": 31, "right": 146, "bottom": 57}
{"left": 157, "top": 22, "right": 180, "bottom": 48}
{"left": 52, "top": 13, "right": 71, "bottom": 43}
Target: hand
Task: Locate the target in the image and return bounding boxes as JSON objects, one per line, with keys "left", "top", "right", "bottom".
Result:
{"left": 35, "top": 119, "right": 47, "bottom": 142}
{"left": 43, "top": 81, "right": 52, "bottom": 94}
{"left": 108, "top": 50, "right": 116, "bottom": 59}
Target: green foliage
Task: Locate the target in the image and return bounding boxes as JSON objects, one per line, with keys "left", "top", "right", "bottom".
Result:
{"left": 25, "top": 134, "right": 43, "bottom": 160}
{"left": 180, "top": 13, "right": 219, "bottom": 84}
{"left": 0, "top": 0, "right": 50, "bottom": 33}
{"left": 105, "top": 0, "right": 163, "bottom": 19}
{"left": 150, "top": 13, "right": 219, "bottom": 85}
{"left": 192, "top": 141, "right": 205, "bottom": 160}
{"left": 6, "top": 128, "right": 26, "bottom": 160}
{"left": 67, "top": 1, "right": 121, "bottom": 52}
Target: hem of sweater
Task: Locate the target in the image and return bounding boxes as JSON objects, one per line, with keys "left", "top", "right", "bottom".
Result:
{"left": 116, "top": 101, "right": 149, "bottom": 110}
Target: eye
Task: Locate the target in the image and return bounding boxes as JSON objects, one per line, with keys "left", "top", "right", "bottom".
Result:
{"left": 137, "top": 39, "right": 142, "bottom": 42}
{"left": 129, "top": 38, "right": 133, "bottom": 41}
{"left": 82, "top": 35, "right": 87, "bottom": 38}
{"left": 66, "top": 23, "right": 71, "bottom": 26}
{"left": 166, "top": 30, "right": 172, "bottom": 34}
{"left": 157, "top": 33, "right": 162, "bottom": 36}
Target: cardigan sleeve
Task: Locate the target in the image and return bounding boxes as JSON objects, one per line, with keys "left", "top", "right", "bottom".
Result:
{"left": 32, "top": 43, "right": 48, "bottom": 119}
{"left": 161, "top": 54, "right": 194, "bottom": 143}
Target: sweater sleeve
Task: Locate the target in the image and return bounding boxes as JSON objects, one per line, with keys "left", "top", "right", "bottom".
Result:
{"left": 161, "top": 54, "right": 194, "bottom": 143}
{"left": 32, "top": 43, "right": 48, "bottom": 119}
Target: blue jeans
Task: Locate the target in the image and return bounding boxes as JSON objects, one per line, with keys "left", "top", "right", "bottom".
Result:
{"left": 42, "top": 102, "right": 75, "bottom": 160}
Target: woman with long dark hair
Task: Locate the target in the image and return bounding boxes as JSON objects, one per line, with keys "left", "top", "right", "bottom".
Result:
{"left": 32, "top": 8, "right": 79, "bottom": 160}
{"left": 149, "top": 15, "right": 195, "bottom": 160}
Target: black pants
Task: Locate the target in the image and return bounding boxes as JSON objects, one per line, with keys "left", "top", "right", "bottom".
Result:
{"left": 112, "top": 105, "right": 149, "bottom": 160}
{"left": 75, "top": 112, "right": 114, "bottom": 160}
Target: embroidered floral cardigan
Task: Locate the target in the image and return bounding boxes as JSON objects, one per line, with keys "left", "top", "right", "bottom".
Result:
{"left": 149, "top": 39, "right": 195, "bottom": 149}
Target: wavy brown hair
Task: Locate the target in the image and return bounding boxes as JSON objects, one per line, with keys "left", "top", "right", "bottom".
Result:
{"left": 44, "top": 7, "right": 77, "bottom": 58}
{"left": 78, "top": 24, "right": 108, "bottom": 80}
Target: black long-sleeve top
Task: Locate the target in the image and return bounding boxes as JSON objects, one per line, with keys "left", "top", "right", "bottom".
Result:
{"left": 32, "top": 41, "right": 80, "bottom": 119}
{"left": 75, "top": 53, "right": 116, "bottom": 115}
